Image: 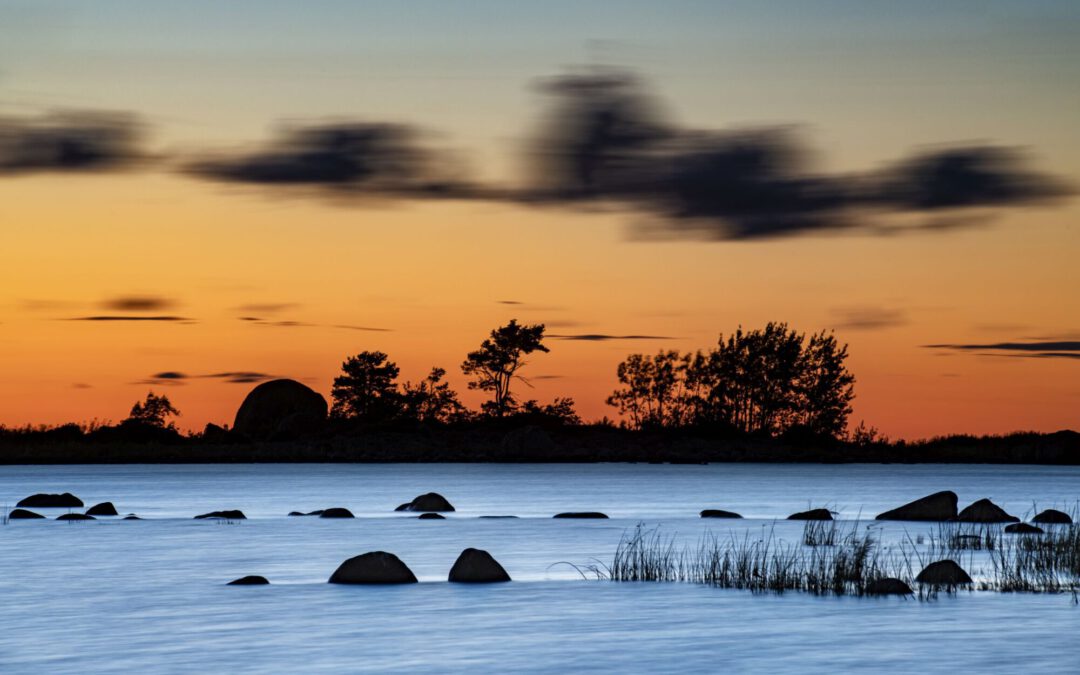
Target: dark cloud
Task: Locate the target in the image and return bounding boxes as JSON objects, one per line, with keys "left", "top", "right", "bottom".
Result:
{"left": 102, "top": 295, "right": 176, "bottom": 312}
{"left": 241, "top": 317, "right": 392, "bottom": 332}
{"left": 68, "top": 315, "right": 192, "bottom": 322}
{"left": 151, "top": 371, "right": 187, "bottom": 380}
{"left": 185, "top": 122, "right": 474, "bottom": 198}
{"left": 497, "top": 300, "right": 524, "bottom": 305}
{"left": 234, "top": 302, "right": 299, "bottom": 314}
{"left": 830, "top": 306, "right": 908, "bottom": 331}
{"left": 549, "top": 333, "right": 676, "bottom": 341}
{"left": 141, "top": 371, "right": 274, "bottom": 386}
{"left": 72, "top": 382, "right": 93, "bottom": 389}
{"left": 531, "top": 374, "right": 565, "bottom": 380}
{"left": 924, "top": 340, "right": 1080, "bottom": 360}
{"left": 204, "top": 371, "right": 274, "bottom": 384}
{"left": 0, "top": 111, "right": 144, "bottom": 174}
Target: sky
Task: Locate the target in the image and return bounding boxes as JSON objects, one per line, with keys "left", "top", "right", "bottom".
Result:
{"left": 1, "top": 0, "right": 1078, "bottom": 439}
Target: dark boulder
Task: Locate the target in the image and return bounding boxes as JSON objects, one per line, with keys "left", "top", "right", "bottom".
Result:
{"left": 57, "top": 513, "right": 95, "bottom": 521}
{"left": 319, "top": 508, "right": 354, "bottom": 519}
{"left": 448, "top": 548, "right": 511, "bottom": 583}
{"left": 915, "top": 560, "right": 973, "bottom": 586}
{"left": 9, "top": 509, "right": 45, "bottom": 519}
{"left": 700, "top": 509, "right": 743, "bottom": 519}
{"left": 123, "top": 515, "right": 142, "bottom": 520}
{"left": 875, "top": 491, "right": 958, "bottom": 522}
{"left": 86, "top": 502, "right": 119, "bottom": 516}
{"left": 397, "top": 493, "right": 455, "bottom": 512}
{"left": 17, "top": 492, "right": 83, "bottom": 508}
{"left": 956, "top": 498, "right": 1019, "bottom": 523}
{"left": 328, "top": 551, "right": 418, "bottom": 584}
{"left": 1005, "top": 523, "right": 1044, "bottom": 534}
{"left": 194, "top": 510, "right": 246, "bottom": 520}
{"left": 228, "top": 575, "right": 270, "bottom": 585}
{"left": 865, "top": 578, "right": 914, "bottom": 596}
{"left": 289, "top": 510, "right": 324, "bottom": 516}
{"left": 417, "top": 513, "right": 445, "bottom": 520}
{"left": 232, "top": 379, "right": 328, "bottom": 441}
{"left": 1032, "top": 509, "right": 1073, "bottom": 525}
{"left": 553, "top": 512, "right": 608, "bottom": 519}
{"left": 787, "top": 508, "right": 833, "bottom": 521}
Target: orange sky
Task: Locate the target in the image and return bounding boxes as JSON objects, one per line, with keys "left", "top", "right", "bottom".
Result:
{"left": 2, "top": 2, "right": 1078, "bottom": 439}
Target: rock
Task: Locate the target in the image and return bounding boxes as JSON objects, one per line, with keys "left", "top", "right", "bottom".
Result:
{"left": 228, "top": 575, "right": 270, "bottom": 585}
{"left": 289, "top": 510, "right": 324, "bottom": 516}
{"left": 956, "top": 498, "right": 1019, "bottom": 523}
{"left": 123, "top": 515, "right": 142, "bottom": 520}
{"left": 397, "top": 493, "right": 455, "bottom": 512}
{"left": 16, "top": 492, "right": 83, "bottom": 508}
{"left": 448, "top": 548, "right": 511, "bottom": 583}
{"left": 328, "top": 551, "right": 418, "bottom": 584}
{"left": 232, "top": 379, "right": 328, "bottom": 441}
{"left": 700, "top": 509, "right": 743, "bottom": 519}
{"left": 875, "top": 491, "right": 958, "bottom": 521}
{"left": 86, "top": 502, "right": 119, "bottom": 516}
{"left": 57, "top": 513, "right": 95, "bottom": 521}
{"left": 865, "top": 578, "right": 914, "bottom": 596}
{"left": 8, "top": 509, "right": 45, "bottom": 519}
{"left": 553, "top": 512, "right": 608, "bottom": 519}
{"left": 1032, "top": 509, "right": 1073, "bottom": 525}
{"left": 417, "top": 513, "right": 445, "bottom": 520}
{"left": 787, "top": 508, "right": 833, "bottom": 521}
{"left": 915, "top": 560, "right": 973, "bottom": 586}
{"left": 194, "top": 510, "right": 246, "bottom": 520}
{"left": 1005, "top": 523, "right": 1044, "bottom": 534}
{"left": 319, "top": 508, "right": 354, "bottom": 519}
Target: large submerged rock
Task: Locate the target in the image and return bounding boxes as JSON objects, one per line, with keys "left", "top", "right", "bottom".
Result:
{"left": 875, "top": 491, "right": 958, "bottom": 522}
{"left": 700, "top": 509, "right": 743, "bottom": 519}
{"left": 194, "top": 510, "right": 246, "bottom": 520}
{"left": 318, "top": 508, "right": 355, "bottom": 519}
{"left": 1032, "top": 509, "right": 1073, "bottom": 525}
{"left": 232, "top": 379, "right": 328, "bottom": 441}
{"left": 328, "top": 552, "right": 418, "bottom": 584}
{"left": 553, "top": 512, "right": 608, "bottom": 519}
{"left": 228, "top": 575, "right": 270, "bottom": 585}
{"left": 864, "top": 578, "right": 914, "bottom": 596}
{"left": 448, "top": 548, "right": 511, "bottom": 583}
{"left": 787, "top": 508, "right": 833, "bottom": 521}
{"left": 915, "top": 560, "right": 973, "bottom": 586}
{"left": 86, "top": 502, "right": 119, "bottom": 516}
{"left": 17, "top": 493, "right": 83, "bottom": 508}
{"left": 56, "top": 513, "right": 95, "bottom": 521}
{"left": 395, "top": 493, "right": 455, "bottom": 512}
{"left": 8, "top": 509, "right": 45, "bottom": 519}
{"left": 956, "top": 498, "right": 1019, "bottom": 523}
{"left": 1004, "top": 523, "right": 1044, "bottom": 534}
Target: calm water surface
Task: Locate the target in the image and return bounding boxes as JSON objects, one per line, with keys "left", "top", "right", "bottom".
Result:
{"left": 1, "top": 463, "right": 1077, "bottom": 674}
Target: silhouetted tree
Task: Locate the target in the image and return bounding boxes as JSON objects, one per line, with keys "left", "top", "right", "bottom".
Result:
{"left": 331, "top": 351, "right": 403, "bottom": 423}
{"left": 400, "top": 367, "right": 467, "bottom": 423}
{"left": 605, "top": 351, "right": 690, "bottom": 429}
{"left": 125, "top": 392, "right": 180, "bottom": 429}
{"left": 461, "top": 319, "right": 549, "bottom": 417}
{"left": 794, "top": 330, "right": 855, "bottom": 438}
{"left": 519, "top": 397, "right": 582, "bottom": 425}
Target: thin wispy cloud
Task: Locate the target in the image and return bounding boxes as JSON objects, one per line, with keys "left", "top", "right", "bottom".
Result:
{"left": 830, "top": 306, "right": 908, "bottom": 331}
{"left": 549, "top": 333, "right": 677, "bottom": 341}
{"left": 924, "top": 339, "right": 1080, "bottom": 360}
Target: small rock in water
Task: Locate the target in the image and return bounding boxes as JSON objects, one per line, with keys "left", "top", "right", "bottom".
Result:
{"left": 865, "top": 578, "right": 914, "bottom": 596}
{"left": 553, "top": 512, "right": 608, "bottom": 519}
{"left": 787, "top": 508, "right": 833, "bottom": 521}
{"left": 448, "top": 548, "right": 511, "bottom": 583}
{"left": 1032, "top": 509, "right": 1072, "bottom": 525}
{"left": 956, "top": 498, "right": 1019, "bottom": 523}
{"left": 123, "top": 515, "right": 142, "bottom": 520}
{"left": 228, "top": 575, "right": 270, "bottom": 585}
{"left": 875, "top": 491, "right": 958, "bottom": 522}
{"left": 1004, "top": 523, "right": 1044, "bottom": 534}
{"left": 328, "top": 552, "right": 418, "bottom": 584}
{"left": 397, "top": 493, "right": 455, "bottom": 512}
{"left": 56, "top": 513, "right": 95, "bottom": 521}
{"left": 8, "top": 509, "right": 45, "bottom": 519}
{"left": 86, "top": 502, "right": 119, "bottom": 516}
{"left": 318, "top": 508, "right": 354, "bottom": 519}
{"left": 915, "top": 560, "right": 973, "bottom": 586}
{"left": 700, "top": 509, "right": 742, "bottom": 519}
{"left": 417, "top": 512, "right": 445, "bottom": 520}
{"left": 194, "top": 510, "right": 246, "bottom": 520}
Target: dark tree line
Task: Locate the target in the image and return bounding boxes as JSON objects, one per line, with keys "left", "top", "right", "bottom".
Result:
{"left": 606, "top": 322, "right": 855, "bottom": 439}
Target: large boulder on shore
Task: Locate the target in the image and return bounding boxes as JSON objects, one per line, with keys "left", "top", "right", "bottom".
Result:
{"left": 875, "top": 491, "right": 958, "bottom": 522}
{"left": 865, "top": 578, "right": 914, "bottom": 596}
{"left": 915, "top": 560, "right": 972, "bottom": 586}
{"left": 700, "top": 509, "right": 743, "bottom": 519}
{"left": 395, "top": 493, "right": 455, "bottom": 512}
{"left": 448, "top": 548, "right": 511, "bottom": 583}
{"left": 9, "top": 509, "right": 45, "bottom": 519}
{"left": 17, "top": 492, "right": 83, "bottom": 508}
{"left": 787, "top": 508, "right": 833, "bottom": 521}
{"left": 1032, "top": 509, "right": 1073, "bottom": 525}
{"left": 86, "top": 502, "right": 119, "bottom": 516}
{"left": 328, "top": 552, "right": 418, "bottom": 584}
{"left": 232, "top": 379, "right": 328, "bottom": 441}
{"left": 956, "top": 498, "right": 1019, "bottom": 523}
{"left": 194, "top": 510, "right": 246, "bottom": 520}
